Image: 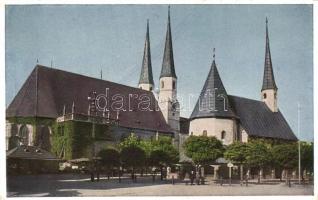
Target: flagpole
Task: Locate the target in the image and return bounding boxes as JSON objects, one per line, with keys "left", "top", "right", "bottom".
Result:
{"left": 298, "top": 103, "right": 301, "bottom": 185}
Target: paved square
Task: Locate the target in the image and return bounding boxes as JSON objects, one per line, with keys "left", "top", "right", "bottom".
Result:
{"left": 7, "top": 174, "right": 313, "bottom": 196}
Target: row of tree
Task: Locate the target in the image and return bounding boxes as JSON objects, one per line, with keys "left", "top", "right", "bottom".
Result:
{"left": 97, "top": 135, "right": 179, "bottom": 180}
{"left": 183, "top": 136, "right": 313, "bottom": 181}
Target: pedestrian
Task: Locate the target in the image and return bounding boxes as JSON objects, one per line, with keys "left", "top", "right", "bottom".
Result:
{"left": 196, "top": 171, "right": 200, "bottom": 185}
{"left": 184, "top": 172, "right": 190, "bottom": 185}
{"left": 190, "top": 170, "right": 194, "bottom": 185}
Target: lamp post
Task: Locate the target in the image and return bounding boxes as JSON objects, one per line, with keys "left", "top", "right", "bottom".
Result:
{"left": 297, "top": 103, "right": 301, "bottom": 185}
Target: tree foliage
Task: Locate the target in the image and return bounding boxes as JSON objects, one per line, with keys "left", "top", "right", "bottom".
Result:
{"left": 300, "top": 142, "right": 313, "bottom": 173}
{"left": 183, "top": 135, "right": 224, "bottom": 165}
{"left": 224, "top": 141, "right": 248, "bottom": 164}
{"left": 152, "top": 136, "right": 179, "bottom": 165}
{"left": 245, "top": 139, "right": 272, "bottom": 169}
{"left": 97, "top": 148, "right": 120, "bottom": 168}
{"left": 272, "top": 142, "right": 298, "bottom": 170}
{"left": 120, "top": 145, "right": 146, "bottom": 169}
{"left": 118, "top": 134, "right": 179, "bottom": 170}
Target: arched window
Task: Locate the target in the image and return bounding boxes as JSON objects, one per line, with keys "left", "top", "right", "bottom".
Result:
{"left": 161, "top": 81, "right": 164, "bottom": 89}
{"left": 36, "top": 126, "right": 51, "bottom": 151}
{"left": 203, "top": 130, "right": 207, "bottom": 136}
{"left": 263, "top": 93, "right": 267, "bottom": 99}
{"left": 221, "top": 131, "right": 226, "bottom": 140}
{"left": 172, "top": 81, "right": 176, "bottom": 89}
{"left": 19, "top": 125, "right": 29, "bottom": 146}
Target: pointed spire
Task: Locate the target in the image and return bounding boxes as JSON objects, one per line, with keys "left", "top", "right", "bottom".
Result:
{"left": 139, "top": 19, "right": 154, "bottom": 85}
{"left": 190, "top": 50, "right": 236, "bottom": 119}
{"left": 160, "top": 6, "right": 177, "bottom": 79}
{"left": 262, "top": 18, "right": 277, "bottom": 91}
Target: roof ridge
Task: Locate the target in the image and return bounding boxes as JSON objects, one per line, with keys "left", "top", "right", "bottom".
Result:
{"left": 35, "top": 65, "right": 154, "bottom": 95}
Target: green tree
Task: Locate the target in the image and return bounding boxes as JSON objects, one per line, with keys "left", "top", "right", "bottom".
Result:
{"left": 272, "top": 142, "right": 298, "bottom": 180}
{"left": 224, "top": 141, "right": 248, "bottom": 182}
{"left": 301, "top": 142, "right": 313, "bottom": 176}
{"left": 97, "top": 148, "right": 120, "bottom": 179}
{"left": 183, "top": 135, "right": 224, "bottom": 167}
{"left": 120, "top": 145, "right": 146, "bottom": 180}
{"left": 245, "top": 139, "right": 272, "bottom": 183}
{"left": 152, "top": 136, "right": 179, "bottom": 165}
{"left": 150, "top": 136, "right": 179, "bottom": 180}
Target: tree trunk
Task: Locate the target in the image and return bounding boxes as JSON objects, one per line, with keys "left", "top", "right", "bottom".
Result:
{"left": 258, "top": 169, "right": 261, "bottom": 184}
{"left": 132, "top": 167, "right": 135, "bottom": 181}
{"left": 240, "top": 164, "right": 243, "bottom": 183}
{"left": 285, "top": 169, "right": 289, "bottom": 184}
{"left": 160, "top": 167, "right": 163, "bottom": 181}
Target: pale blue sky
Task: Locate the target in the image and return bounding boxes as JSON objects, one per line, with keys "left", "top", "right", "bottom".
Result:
{"left": 5, "top": 5, "right": 313, "bottom": 141}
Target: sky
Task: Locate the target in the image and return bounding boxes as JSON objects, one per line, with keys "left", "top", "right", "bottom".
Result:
{"left": 5, "top": 5, "right": 313, "bottom": 141}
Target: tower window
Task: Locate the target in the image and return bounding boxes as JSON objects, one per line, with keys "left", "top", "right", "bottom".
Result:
{"left": 173, "top": 81, "right": 176, "bottom": 89}
{"left": 203, "top": 130, "right": 207, "bottom": 136}
{"left": 150, "top": 86, "right": 153, "bottom": 91}
{"left": 263, "top": 93, "right": 267, "bottom": 99}
{"left": 221, "top": 131, "right": 226, "bottom": 139}
{"left": 161, "top": 81, "right": 164, "bottom": 89}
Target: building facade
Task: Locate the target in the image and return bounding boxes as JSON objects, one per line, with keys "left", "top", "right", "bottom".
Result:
{"left": 6, "top": 9, "right": 297, "bottom": 162}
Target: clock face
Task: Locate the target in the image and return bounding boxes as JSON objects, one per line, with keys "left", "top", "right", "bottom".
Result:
{"left": 171, "top": 100, "right": 178, "bottom": 112}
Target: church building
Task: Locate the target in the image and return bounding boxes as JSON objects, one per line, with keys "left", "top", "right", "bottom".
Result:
{"left": 6, "top": 8, "right": 297, "bottom": 162}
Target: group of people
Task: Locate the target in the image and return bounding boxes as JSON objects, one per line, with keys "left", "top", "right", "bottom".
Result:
{"left": 184, "top": 170, "right": 203, "bottom": 185}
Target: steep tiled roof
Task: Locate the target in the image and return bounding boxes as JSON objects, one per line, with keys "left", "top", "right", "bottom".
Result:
{"left": 160, "top": 6, "right": 177, "bottom": 79}
{"left": 228, "top": 95, "right": 297, "bottom": 141}
{"left": 6, "top": 65, "right": 173, "bottom": 133}
{"left": 190, "top": 59, "right": 237, "bottom": 120}
{"left": 139, "top": 20, "right": 154, "bottom": 85}
{"left": 6, "top": 145, "right": 59, "bottom": 160}
{"left": 262, "top": 18, "right": 277, "bottom": 91}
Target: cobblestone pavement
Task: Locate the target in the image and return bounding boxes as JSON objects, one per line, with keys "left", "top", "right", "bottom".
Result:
{"left": 7, "top": 174, "right": 314, "bottom": 197}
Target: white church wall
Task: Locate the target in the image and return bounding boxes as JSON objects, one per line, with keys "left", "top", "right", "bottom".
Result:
{"left": 189, "top": 118, "right": 236, "bottom": 145}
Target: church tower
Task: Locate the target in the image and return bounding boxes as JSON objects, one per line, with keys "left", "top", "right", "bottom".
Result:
{"left": 138, "top": 20, "right": 154, "bottom": 91}
{"left": 261, "top": 18, "right": 278, "bottom": 112}
{"left": 158, "top": 6, "right": 180, "bottom": 135}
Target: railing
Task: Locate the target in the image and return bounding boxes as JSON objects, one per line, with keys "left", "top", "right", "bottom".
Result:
{"left": 56, "top": 113, "right": 119, "bottom": 125}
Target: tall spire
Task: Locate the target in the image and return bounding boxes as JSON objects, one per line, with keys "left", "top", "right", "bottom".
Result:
{"left": 262, "top": 18, "right": 277, "bottom": 91}
{"left": 138, "top": 19, "right": 154, "bottom": 85}
{"left": 160, "top": 6, "right": 177, "bottom": 78}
